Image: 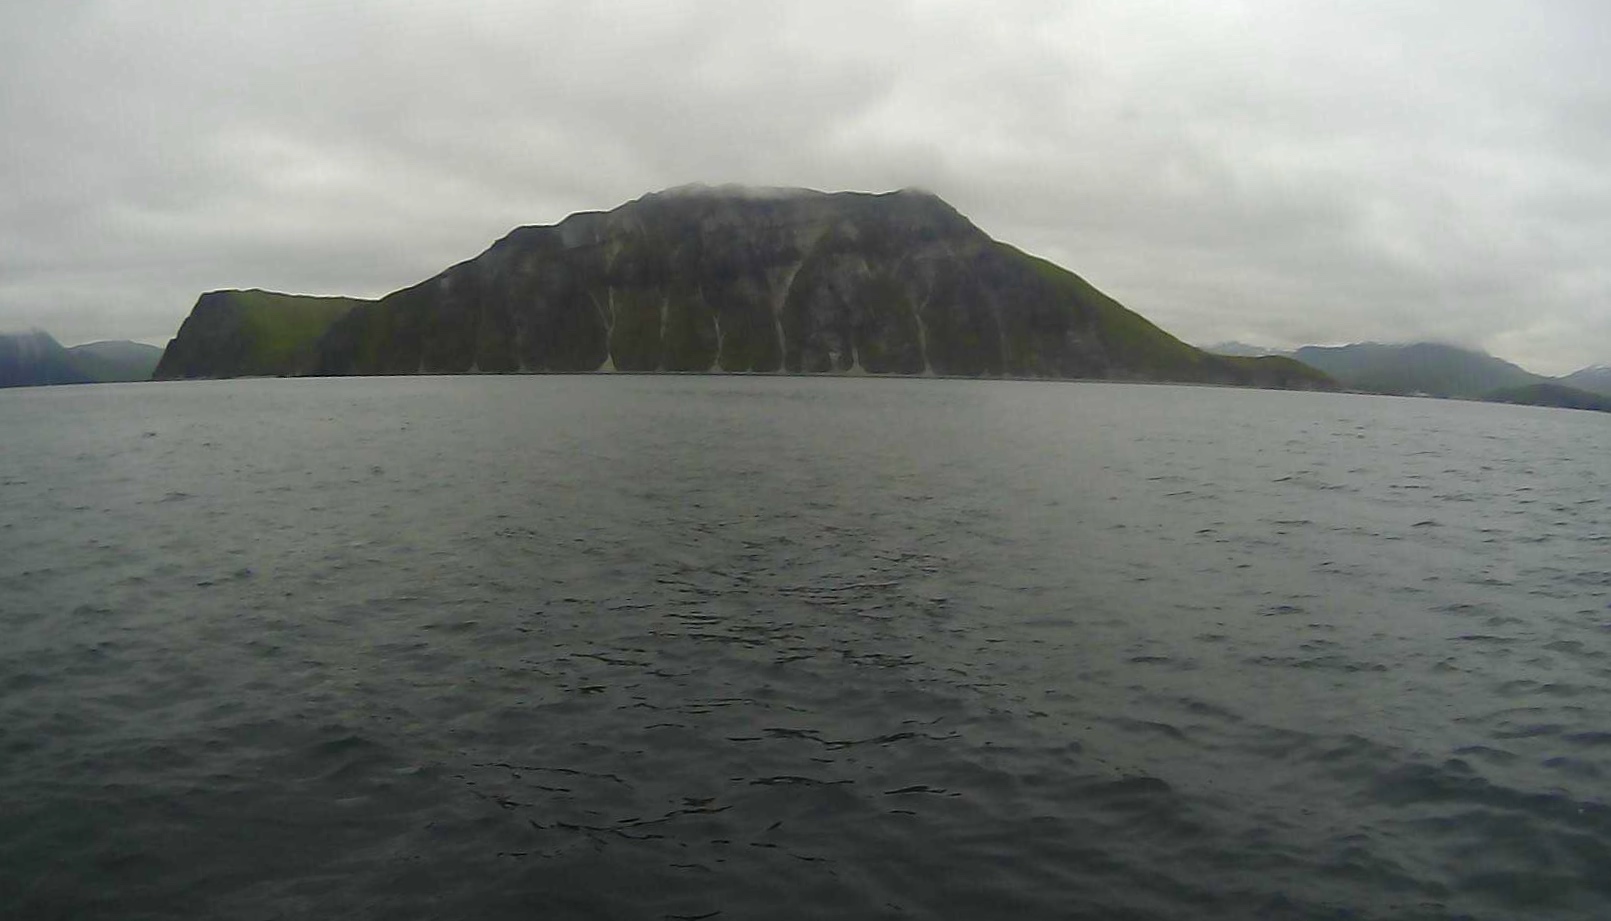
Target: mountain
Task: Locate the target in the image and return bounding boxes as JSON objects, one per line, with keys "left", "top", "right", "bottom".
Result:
{"left": 1291, "top": 342, "right": 1543, "bottom": 399}
{"left": 1, "top": 330, "right": 93, "bottom": 388}
{"left": 3, "top": 333, "right": 172, "bottom": 388}
{"left": 64, "top": 340, "right": 164, "bottom": 382}
{"left": 1557, "top": 365, "right": 1611, "bottom": 397}
{"left": 155, "top": 186, "right": 1334, "bottom": 391}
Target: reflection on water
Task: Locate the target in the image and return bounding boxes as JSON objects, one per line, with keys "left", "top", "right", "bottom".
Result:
{"left": 2, "top": 376, "right": 1608, "bottom": 919}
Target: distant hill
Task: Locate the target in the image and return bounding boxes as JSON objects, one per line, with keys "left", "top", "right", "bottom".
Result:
{"left": 154, "top": 186, "right": 1335, "bottom": 392}
{"left": 1484, "top": 382, "right": 1611, "bottom": 413}
{"left": 1558, "top": 365, "right": 1611, "bottom": 397}
{"left": 1, "top": 331, "right": 93, "bottom": 388}
{"left": 1, "top": 332, "right": 166, "bottom": 388}
{"left": 1291, "top": 342, "right": 1543, "bottom": 399}
{"left": 1205, "top": 340, "right": 1611, "bottom": 414}
{"left": 1213, "top": 355, "right": 1336, "bottom": 390}
{"left": 65, "top": 340, "right": 164, "bottom": 382}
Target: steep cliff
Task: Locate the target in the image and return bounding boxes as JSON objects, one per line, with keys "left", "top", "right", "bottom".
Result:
{"left": 156, "top": 186, "right": 1334, "bottom": 389}
{"left": 154, "top": 289, "right": 371, "bottom": 379}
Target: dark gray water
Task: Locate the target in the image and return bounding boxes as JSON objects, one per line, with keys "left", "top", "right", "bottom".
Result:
{"left": 3, "top": 376, "right": 1609, "bottom": 920}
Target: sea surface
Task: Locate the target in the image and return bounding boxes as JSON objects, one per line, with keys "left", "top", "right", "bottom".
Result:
{"left": 2, "top": 376, "right": 1609, "bottom": 920}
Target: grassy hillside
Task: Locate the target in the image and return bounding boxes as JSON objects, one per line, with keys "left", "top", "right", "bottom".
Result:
{"left": 154, "top": 290, "right": 370, "bottom": 378}
{"left": 233, "top": 291, "right": 365, "bottom": 372}
{"left": 1484, "top": 382, "right": 1611, "bottom": 413}
{"left": 1009, "top": 247, "right": 1212, "bottom": 378}
{"left": 1218, "top": 355, "right": 1337, "bottom": 389}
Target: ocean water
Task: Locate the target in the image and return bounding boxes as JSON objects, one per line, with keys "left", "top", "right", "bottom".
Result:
{"left": 2, "top": 375, "right": 1608, "bottom": 920}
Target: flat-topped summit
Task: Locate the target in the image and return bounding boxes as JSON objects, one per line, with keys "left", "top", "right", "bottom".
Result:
{"left": 154, "top": 186, "right": 1331, "bottom": 389}
{"left": 652, "top": 182, "right": 831, "bottom": 200}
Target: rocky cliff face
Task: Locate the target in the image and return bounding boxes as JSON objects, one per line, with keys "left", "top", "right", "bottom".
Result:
{"left": 154, "top": 290, "right": 372, "bottom": 379}
{"left": 156, "top": 186, "right": 1334, "bottom": 389}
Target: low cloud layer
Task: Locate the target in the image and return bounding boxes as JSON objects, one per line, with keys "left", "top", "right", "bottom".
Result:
{"left": 3, "top": 0, "right": 1607, "bottom": 374}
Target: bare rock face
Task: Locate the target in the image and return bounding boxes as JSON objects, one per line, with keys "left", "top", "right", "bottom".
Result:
{"left": 156, "top": 186, "right": 1336, "bottom": 390}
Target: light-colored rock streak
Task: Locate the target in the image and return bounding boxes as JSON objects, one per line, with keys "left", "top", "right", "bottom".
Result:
{"left": 773, "top": 263, "right": 802, "bottom": 372}
{"left": 913, "top": 285, "right": 935, "bottom": 377}
{"left": 708, "top": 287, "right": 724, "bottom": 373}
{"left": 593, "top": 289, "right": 616, "bottom": 372}
{"left": 656, "top": 294, "right": 669, "bottom": 371}
{"left": 849, "top": 257, "right": 872, "bottom": 375}
{"left": 990, "top": 291, "right": 1008, "bottom": 374}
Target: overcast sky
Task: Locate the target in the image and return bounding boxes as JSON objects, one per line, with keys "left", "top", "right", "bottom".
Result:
{"left": 3, "top": 1, "right": 1607, "bottom": 374}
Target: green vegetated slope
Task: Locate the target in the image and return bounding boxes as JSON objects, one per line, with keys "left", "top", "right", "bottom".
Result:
{"left": 1215, "top": 355, "right": 1337, "bottom": 390}
{"left": 1484, "top": 382, "right": 1611, "bottom": 413}
{"left": 153, "top": 290, "right": 372, "bottom": 379}
{"left": 158, "top": 186, "right": 1336, "bottom": 390}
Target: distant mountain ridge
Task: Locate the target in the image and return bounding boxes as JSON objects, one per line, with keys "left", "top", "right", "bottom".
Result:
{"left": 0, "top": 331, "right": 89, "bottom": 387}
{"left": 64, "top": 340, "right": 164, "bottom": 382}
{"left": 1485, "top": 382, "right": 1611, "bottom": 413}
{"left": 0, "top": 332, "right": 162, "bottom": 388}
{"left": 1290, "top": 342, "right": 1541, "bottom": 399}
{"left": 154, "top": 186, "right": 1334, "bottom": 391}
{"left": 1558, "top": 365, "right": 1611, "bottom": 398}
{"left": 1204, "top": 340, "right": 1611, "bottom": 413}
{"left": 1202, "top": 341, "right": 1285, "bottom": 358}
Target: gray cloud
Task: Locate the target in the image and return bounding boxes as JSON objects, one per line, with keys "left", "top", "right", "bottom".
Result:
{"left": 2, "top": 0, "right": 1607, "bottom": 374}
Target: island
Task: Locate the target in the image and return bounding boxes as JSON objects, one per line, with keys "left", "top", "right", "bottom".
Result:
{"left": 154, "top": 185, "right": 1333, "bottom": 391}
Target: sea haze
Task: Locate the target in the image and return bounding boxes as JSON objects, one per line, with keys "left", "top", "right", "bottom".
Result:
{"left": 2, "top": 377, "right": 1608, "bottom": 920}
